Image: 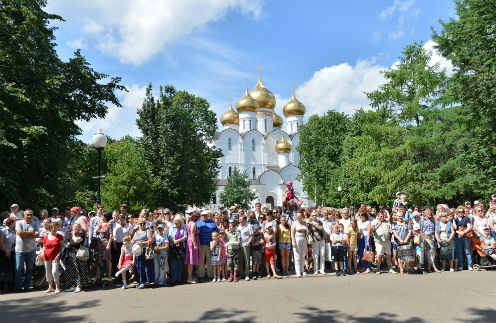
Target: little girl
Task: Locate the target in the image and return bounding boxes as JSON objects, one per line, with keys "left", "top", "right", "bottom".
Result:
{"left": 346, "top": 219, "right": 359, "bottom": 274}
{"left": 219, "top": 231, "right": 228, "bottom": 281}
{"left": 413, "top": 224, "right": 425, "bottom": 274}
{"left": 210, "top": 232, "right": 223, "bottom": 282}
{"left": 264, "top": 225, "right": 281, "bottom": 279}
{"left": 115, "top": 236, "right": 135, "bottom": 289}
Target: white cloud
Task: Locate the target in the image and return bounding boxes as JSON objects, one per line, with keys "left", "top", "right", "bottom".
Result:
{"left": 77, "top": 84, "right": 147, "bottom": 142}
{"left": 388, "top": 30, "right": 404, "bottom": 40}
{"left": 378, "top": 0, "right": 417, "bottom": 41}
{"left": 294, "top": 60, "right": 387, "bottom": 116}
{"left": 67, "top": 38, "right": 87, "bottom": 50}
{"left": 423, "top": 40, "right": 454, "bottom": 74}
{"left": 48, "top": 0, "right": 264, "bottom": 65}
{"left": 380, "top": 0, "right": 415, "bottom": 19}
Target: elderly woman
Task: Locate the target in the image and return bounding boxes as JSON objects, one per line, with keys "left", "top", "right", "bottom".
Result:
{"left": 65, "top": 223, "right": 88, "bottom": 292}
{"left": 168, "top": 214, "right": 187, "bottom": 285}
{"left": 435, "top": 213, "right": 455, "bottom": 271}
{"left": 472, "top": 206, "right": 487, "bottom": 237}
{"left": 392, "top": 214, "right": 413, "bottom": 274}
{"left": 307, "top": 212, "right": 326, "bottom": 275}
{"left": 42, "top": 222, "right": 64, "bottom": 293}
{"left": 291, "top": 211, "right": 308, "bottom": 277}
{"left": 132, "top": 218, "right": 154, "bottom": 289}
{"left": 0, "top": 217, "right": 16, "bottom": 291}
{"left": 419, "top": 208, "right": 441, "bottom": 273}
{"left": 154, "top": 223, "right": 169, "bottom": 287}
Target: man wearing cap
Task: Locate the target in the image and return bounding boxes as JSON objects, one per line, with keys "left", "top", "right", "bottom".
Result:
{"left": 197, "top": 211, "right": 218, "bottom": 280}
{"left": 465, "top": 201, "right": 473, "bottom": 218}
{"left": 10, "top": 204, "right": 24, "bottom": 221}
{"left": 15, "top": 209, "right": 39, "bottom": 291}
{"left": 50, "top": 207, "right": 60, "bottom": 222}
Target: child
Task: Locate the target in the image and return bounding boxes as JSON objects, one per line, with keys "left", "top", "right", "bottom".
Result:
{"left": 346, "top": 219, "right": 359, "bottom": 274}
{"left": 251, "top": 225, "right": 264, "bottom": 279}
{"left": 486, "top": 240, "right": 496, "bottom": 260}
{"left": 263, "top": 225, "right": 281, "bottom": 279}
{"left": 339, "top": 223, "right": 348, "bottom": 272}
{"left": 330, "top": 224, "right": 346, "bottom": 276}
{"left": 225, "top": 222, "right": 241, "bottom": 282}
{"left": 115, "top": 236, "right": 135, "bottom": 289}
{"left": 412, "top": 224, "right": 425, "bottom": 274}
{"left": 219, "top": 231, "right": 228, "bottom": 281}
{"left": 210, "top": 232, "right": 223, "bottom": 282}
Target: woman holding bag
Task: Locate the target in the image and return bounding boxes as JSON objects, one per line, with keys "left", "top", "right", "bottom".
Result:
{"left": 168, "top": 215, "right": 187, "bottom": 285}
{"left": 65, "top": 223, "right": 89, "bottom": 293}
{"left": 357, "top": 212, "right": 372, "bottom": 273}
{"left": 392, "top": 215, "right": 413, "bottom": 274}
{"left": 132, "top": 218, "right": 154, "bottom": 289}
{"left": 454, "top": 206, "right": 473, "bottom": 271}
{"left": 41, "top": 222, "right": 64, "bottom": 293}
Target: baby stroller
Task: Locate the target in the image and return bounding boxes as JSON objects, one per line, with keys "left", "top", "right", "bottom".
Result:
{"left": 471, "top": 236, "right": 496, "bottom": 271}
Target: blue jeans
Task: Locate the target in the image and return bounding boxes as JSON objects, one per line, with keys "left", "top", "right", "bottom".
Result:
{"left": 358, "top": 237, "right": 371, "bottom": 269}
{"left": 169, "top": 257, "right": 183, "bottom": 282}
{"left": 135, "top": 253, "right": 154, "bottom": 284}
{"left": 343, "top": 247, "right": 348, "bottom": 270}
{"left": 15, "top": 250, "right": 36, "bottom": 291}
{"left": 455, "top": 236, "right": 473, "bottom": 268}
{"left": 154, "top": 253, "right": 168, "bottom": 286}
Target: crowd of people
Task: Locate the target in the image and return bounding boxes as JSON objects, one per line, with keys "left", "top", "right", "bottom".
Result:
{"left": 1, "top": 189, "right": 496, "bottom": 294}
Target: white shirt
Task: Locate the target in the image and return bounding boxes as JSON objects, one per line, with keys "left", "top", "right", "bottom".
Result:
{"left": 357, "top": 220, "right": 370, "bottom": 237}
{"left": 323, "top": 219, "right": 334, "bottom": 236}
{"left": 113, "top": 223, "right": 132, "bottom": 243}
{"left": 237, "top": 223, "right": 254, "bottom": 247}
{"left": 339, "top": 218, "right": 351, "bottom": 232}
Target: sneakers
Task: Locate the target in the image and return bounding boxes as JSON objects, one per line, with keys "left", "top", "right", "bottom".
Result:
{"left": 222, "top": 277, "right": 227, "bottom": 281}
{"left": 314, "top": 271, "right": 319, "bottom": 275}
{"left": 468, "top": 266, "right": 474, "bottom": 271}
{"left": 388, "top": 268, "right": 397, "bottom": 274}
{"left": 44, "top": 288, "right": 54, "bottom": 293}
{"left": 74, "top": 287, "right": 81, "bottom": 293}
{"left": 365, "top": 268, "right": 371, "bottom": 274}
{"left": 450, "top": 268, "right": 455, "bottom": 272}
{"left": 212, "top": 277, "right": 217, "bottom": 282}
{"left": 245, "top": 276, "right": 250, "bottom": 281}
{"left": 54, "top": 289, "right": 61, "bottom": 294}
{"left": 186, "top": 280, "right": 197, "bottom": 284}
{"left": 302, "top": 272, "right": 307, "bottom": 276}
{"left": 252, "top": 275, "right": 257, "bottom": 280}
{"left": 320, "top": 270, "right": 326, "bottom": 275}
{"left": 65, "top": 287, "right": 75, "bottom": 292}
{"left": 137, "top": 284, "right": 145, "bottom": 289}
{"left": 423, "top": 271, "right": 428, "bottom": 275}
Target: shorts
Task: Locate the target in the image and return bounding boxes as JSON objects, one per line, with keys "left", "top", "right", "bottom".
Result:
{"left": 349, "top": 245, "right": 358, "bottom": 252}
{"left": 279, "top": 242, "right": 291, "bottom": 249}
{"left": 331, "top": 246, "right": 344, "bottom": 262}
{"left": 375, "top": 240, "right": 392, "bottom": 256}
{"left": 264, "top": 248, "right": 275, "bottom": 263}
{"left": 252, "top": 249, "right": 262, "bottom": 265}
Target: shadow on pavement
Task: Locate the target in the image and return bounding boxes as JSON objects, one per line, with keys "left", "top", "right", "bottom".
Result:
{"left": 0, "top": 295, "right": 98, "bottom": 323}
{"left": 455, "top": 307, "right": 496, "bottom": 322}
{"left": 296, "top": 306, "right": 425, "bottom": 323}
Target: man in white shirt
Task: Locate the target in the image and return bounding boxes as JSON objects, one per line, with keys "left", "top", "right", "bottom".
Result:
{"left": 339, "top": 209, "right": 351, "bottom": 232}
{"left": 237, "top": 215, "right": 253, "bottom": 281}
{"left": 322, "top": 209, "right": 334, "bottom": 262}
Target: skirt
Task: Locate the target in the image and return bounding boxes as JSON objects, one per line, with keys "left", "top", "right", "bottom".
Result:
{"left": 122, "top": 256, "right": 133, "bottom": 267}
{"left": 65, "top": 250, "right": 89, "bottom": 288}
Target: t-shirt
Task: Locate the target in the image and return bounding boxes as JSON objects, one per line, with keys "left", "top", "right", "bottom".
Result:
{"left": 197, "top": 219, "right": 219, "bottom": 246}
{"left": 278, "top": 225, "right": 291, "bottom": 243}
{"left": 371, "top": 220, "right": 391, "bottom": 242}
{"left": 252, "top": 231, "right": 263, "bottom": 251}
{"left": 225, "top": 231, "right": 240, "bottom": 251}
{"left": 237, "top": 223, "right": 254, "bottom": 247}
{"left": 357, "top": 220, "right": 370, "bottom": 237}
{"left": 154, "top": 233, "right": 168, "bottom": 255}
{"left": 346, "top": 226, "right": 358, "bottom": 247}
{"left": 264, "top": 232, "right": 275, "bottom": 249}
{"left": 42, "top": 234, "right": 64, "bottom": 261}
{"left": 330, "top": 232, "right": 345, "bottom": 247}
{"left": 113, "top": 223, "right": 132, "bottom": 243}
{"left": 339, "top": 218, "right": 351, "bottom": 232}
{"left": 15, "top": 220, "right": 39, "bottom": 253}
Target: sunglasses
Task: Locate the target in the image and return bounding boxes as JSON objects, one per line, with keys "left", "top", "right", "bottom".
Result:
{"left": 139, "top": 223, "right": 146, "bottom": 225}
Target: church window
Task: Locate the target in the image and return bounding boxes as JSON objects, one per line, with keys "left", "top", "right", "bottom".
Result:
{"left": 252, "top": 139, "right": 255, "bottom": 152}
{"left": 249, "top": 119, "right": 252, "bottom": 130}
{"left": 228, "top": 138, "right": 232, "bottom": 151}
{"left": 228, "top": 166, "right": 232, "bottom": 177}
{"left": 252, "top": 167, "right": 256, "bottom": 179}
{"left": 264, "top": 119, "right": 267, "bottom": 132}
{"left": 212, "top": 195, "right": 217, "bottom": 204}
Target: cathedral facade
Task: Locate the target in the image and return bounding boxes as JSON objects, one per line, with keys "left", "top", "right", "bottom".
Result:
{"left": 211, "top": 73, "right": 313, "bottom": 210}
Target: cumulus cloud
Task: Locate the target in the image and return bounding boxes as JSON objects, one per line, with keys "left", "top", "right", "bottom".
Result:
{"left": 423, "top": 40, "right": 454, "bottom": 74}
{"left": 76, "top": 84, "right": 147, "bottom": 142}
{"left": 67, "top": 38, "right": 88, "bottom": 50}
{"left": 48, "top": 0, "right": 264, "bottom": 65}
{"left": 294, "top": 60, "right": 386, "bottom": 116}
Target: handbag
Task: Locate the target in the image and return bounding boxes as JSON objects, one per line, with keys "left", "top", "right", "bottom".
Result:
{"left": 361, "top": 250, "right": 374, "bottom": 263}
{"left": 35, "top": 247, "right": 45, "bottom": 266}
{"left": 439, "top": 241, "right": 451, "bottom": 260}
{"left": 171, "top": 245, "right": 185, "bottom": 260}
{"left": 145, "top": 245, "right": 157, "bottom": 260}
{"left": 76, "top": 246, "right": 89, "bottom": 261}
{"left": 460, "top": 217, "right": 473, "bottom": 238}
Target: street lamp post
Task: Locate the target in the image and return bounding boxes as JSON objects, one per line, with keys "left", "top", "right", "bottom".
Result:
{"left": 337, "top": 186, "right": 342, "bottom": 209}
{"left": 92, "top": 129, "right": 107, "bottom": 205}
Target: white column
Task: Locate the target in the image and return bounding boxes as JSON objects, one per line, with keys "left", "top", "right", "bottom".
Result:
{"left": 278, "top": 152, "right": 290, "bottom": 168}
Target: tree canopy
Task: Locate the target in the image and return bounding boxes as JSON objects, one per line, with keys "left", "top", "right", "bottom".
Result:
{"left": 219, "top": 168, "right": 256, "bottom": 210}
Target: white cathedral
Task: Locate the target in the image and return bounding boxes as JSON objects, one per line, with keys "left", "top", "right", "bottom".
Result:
{"left": 211, "top": 72, "right": 314, "bottom": 210}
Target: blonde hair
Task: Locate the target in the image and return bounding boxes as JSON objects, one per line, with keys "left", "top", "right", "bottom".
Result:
{"left": 123, "top": 236, "right": 131, "bottom": 242}
{"left": 174, "top": 214, "right": 184, "bottom": 224}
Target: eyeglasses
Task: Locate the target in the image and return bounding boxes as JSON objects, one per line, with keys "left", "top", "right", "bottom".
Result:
{"left": 139, "top": 223, "right": 146, "bottom": 226}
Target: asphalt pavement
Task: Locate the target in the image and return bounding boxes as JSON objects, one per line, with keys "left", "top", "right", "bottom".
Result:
{"left": 0, "top": 270, "right": 495, "bottom": 323}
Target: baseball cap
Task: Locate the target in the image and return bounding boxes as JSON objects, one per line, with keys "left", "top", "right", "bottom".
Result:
{"left": 413, "top": 223, "right": 420, "bottom": 231}
{"left": 201, "top": 210, "right": 209, "bottom": 216}
{"left": 52, "top": 207, "right": 59, "bottom": 211}
{"left": 230, "top": 206, "right": 236, "bottom": 210}
{"left": 10, "top": 204, "right": 19, "bottom": 209}
{"left": 157, "top": 224, "right": 165, "bottom": 229}
{"left": 70, "top": 206, "right": 81, "bottom": 213}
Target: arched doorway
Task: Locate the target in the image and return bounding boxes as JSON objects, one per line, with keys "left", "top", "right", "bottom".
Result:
{"left": 266, "top": 196, "right": 275, "bottom": 209}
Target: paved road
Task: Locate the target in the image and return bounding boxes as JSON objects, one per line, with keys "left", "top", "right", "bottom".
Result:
{"left": 1, "top": 271, "right": 495, "bottom": 323}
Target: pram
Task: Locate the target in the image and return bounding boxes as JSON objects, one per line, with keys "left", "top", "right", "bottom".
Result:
{"left": 471, "top": 235, "right": 496, "bottom": 271}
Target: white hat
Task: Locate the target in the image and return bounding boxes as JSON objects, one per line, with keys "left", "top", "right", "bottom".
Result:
{"left": 201, "top": 210, "right": 209, "bottom": 216}
{"left": 413, "top": 223, "right": 420, "bottom": 231}
{"left": 10, "top": 204, "right": 19, "bottom": 209}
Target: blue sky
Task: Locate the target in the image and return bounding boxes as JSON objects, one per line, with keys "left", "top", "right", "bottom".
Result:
{"left": 45, "top": 0, "right": 455, "bottom": 143}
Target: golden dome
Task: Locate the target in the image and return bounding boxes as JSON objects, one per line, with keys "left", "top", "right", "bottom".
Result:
{"left": 250, "top": 67, "right": 276, "bottom": 110}
{"left": 236, "top": 87, "right": 259, "bottom": 113}
{"left": 283, "top": 88, "right": 306, "bottom": 117}
{"left": 273, "top": 111, "right": 283, "bottom": 128}
{"left": 220, "top": 97, "right": 239, "bottom": 125}
{"left": 275, "top": 135, "right": 292, "bottom": 153}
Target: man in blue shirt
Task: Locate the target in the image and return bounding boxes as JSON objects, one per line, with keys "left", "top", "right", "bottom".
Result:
{"left": 197, "top": 210, "right": 219, "bottom": 280}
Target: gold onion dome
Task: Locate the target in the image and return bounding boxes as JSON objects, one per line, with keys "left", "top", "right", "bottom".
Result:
{"left": 221, "top": 97, "right": 239, "bottom": 125}
{"left": 250, "top": 69, "right": 276, "bottom": 110}
{"left": 273, "top": 112, "right": 283, "bottom": 128}
{"left": 236, "top": 87, "right": 259, "bottom": 113}
{"left": 275, "top": 135, "right": 292, "bottom": 153}
{"left": 283, "top": 88, "right": 306, "bottom": 117}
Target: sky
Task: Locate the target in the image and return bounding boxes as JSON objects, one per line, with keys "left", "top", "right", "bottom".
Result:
{"left": 45, "top": 0, "right": 456, "bottom": 143}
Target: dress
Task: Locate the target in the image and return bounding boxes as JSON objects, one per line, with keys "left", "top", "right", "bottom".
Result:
{"left": 65, "top": 232, "right": 89, "bottom": 288}
{"left": 210, "top": 242, "right": 221, "bottom": 266}
{"left": 185, "top": 221, "right": 201, "bottom": 265}
{"left": 121, "top": 244, "right": 134, "bottom": 267}
{"left": 96, "top": 222, "right": 112, "bottom": 261}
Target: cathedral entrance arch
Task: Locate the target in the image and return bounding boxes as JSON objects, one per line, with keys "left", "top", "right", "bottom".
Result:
{"left": 265, "top": 196, "right": 275, "bottom": 209}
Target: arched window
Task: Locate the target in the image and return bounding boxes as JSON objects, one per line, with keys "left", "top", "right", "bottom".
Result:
{"left": 228, "top": 138, "right": 232, "bottom": 151}
{"left": 264, "top": 119, "right": 267, "bottom": 132}
{"left": 212, "top": 195, "right": 217, "bottom": 204}
{"left": 252, "top": 167, "right": 256, "bottom": 179}
{"left": 252, "top": 139, "right": 255, "bottom": 152}
{"left": 228, "top": 166, "right": 232, "bottom": 177}
{"left": 249, "top": 119, "right": 252, "bottom": 130}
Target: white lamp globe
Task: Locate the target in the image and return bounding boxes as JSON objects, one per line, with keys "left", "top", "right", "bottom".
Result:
{"left": 337, "top": 186, "right": 342, "bottom": 192}
{"left": 93, "top": 129, "right": 107, "bottom": 149}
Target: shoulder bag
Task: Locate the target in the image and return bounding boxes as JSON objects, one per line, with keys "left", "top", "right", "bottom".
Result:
{"left": 76, "top": 246, "right": 89, "bottom": 261}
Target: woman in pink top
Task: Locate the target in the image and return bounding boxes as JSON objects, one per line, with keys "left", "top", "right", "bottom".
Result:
{"left": 185, "top": 211, "right": 201, "bottom": 283}
{"left": 42, "top": 222, "right": 64, "bottom": 294}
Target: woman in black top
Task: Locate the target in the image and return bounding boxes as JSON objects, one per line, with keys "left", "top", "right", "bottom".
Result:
{"left": 64, "top": 223, "right": 89, "bottom": 292}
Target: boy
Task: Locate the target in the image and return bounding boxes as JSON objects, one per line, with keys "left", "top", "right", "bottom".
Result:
{"left": 251, "top": 225, "right": 264, "bottom": 279}
{"left": 412, "top": 223, "right": 425, "bottom": 274}
{"left": 330, "top": 224, "right": 346, "bottom": 276}
{"left": 225, "top": 222, "right": 241, "bottom": 282}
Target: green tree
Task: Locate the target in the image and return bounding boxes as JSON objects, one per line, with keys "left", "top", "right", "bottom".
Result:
{"left": 137, "top": 84, "right": 222, "bottom": 211}
{"left": 101, "top": 136, "right": 153, "bottom": 211}
{"left": 0, "top": 0, "right": 124, "bottom": 210}
{"left": 219, "top": 168, "right": 256, "bottom": 210}
{"left": 297, "top": 111, "right": 350, "bottom": 206}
